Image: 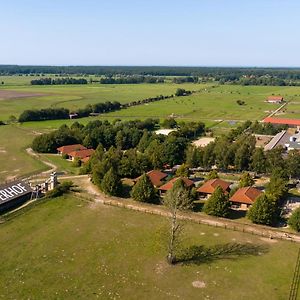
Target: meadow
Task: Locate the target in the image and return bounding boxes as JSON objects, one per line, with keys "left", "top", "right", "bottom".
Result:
{"left": 0, "top": 195, "right": 298, "bottom": 300}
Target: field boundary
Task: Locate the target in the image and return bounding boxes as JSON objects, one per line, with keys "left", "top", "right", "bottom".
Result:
{"left": 74, "top": 191, "right": 300, "bottom": 244}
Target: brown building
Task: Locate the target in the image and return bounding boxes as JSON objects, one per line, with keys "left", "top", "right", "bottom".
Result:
{"left": 158, "top": 177, "right": 194, "bottom": 195}
{"left": 68, "top": 149, "right": 95, "bottom": 161}
{"left": 57, "top": 144, "right": 87, "bottom": 155}
{"left": 134, "top": 170, "right": 168, "bottom": 188}
{"left": 197, "top": 179, "right": 231, "bottom": 196}
{"left": 230, "top": 187, "right": 262, "bottom": 210}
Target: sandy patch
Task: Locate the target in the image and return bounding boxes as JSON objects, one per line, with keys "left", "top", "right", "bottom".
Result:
{"left": 192, "top": 281, "right": 206, "bottom": 288}
{"left": 0, "top": 90, "right": 47, "bottom": 100}
{"left": 213, "top": 233, "right": 219, "bottom": 237}
{"left": 193, "top": 137, "right": 215, "bottom": 148}
{"left": 260, "top": 237, "right": 278, "bottom": 243}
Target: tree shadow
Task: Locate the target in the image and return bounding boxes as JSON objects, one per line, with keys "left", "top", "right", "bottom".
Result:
{"left": 176, "top": 242, "right": 269, "bottom": 265}
{"left": 227, "top": 209, "right": 247, "bottom": 220}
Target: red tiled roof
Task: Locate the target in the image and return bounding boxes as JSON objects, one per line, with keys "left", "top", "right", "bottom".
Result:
{"left": 267, "top": 96, "right": 283, "bottom": 101}
{"left": 81, "top": 156, "right": 91, "bottom": 164}
{"left": 68, "top": 149, "right": 95, "bottom": 159}
{"left": 230, "top": 187, "right": 262, "bottom": 205}
{"left": 159, "top": 177, "right": 194, "bottom": 191}
{"left": 197, "top": 179, "right": 231, "bottom": 194}
{"left": 134, "top": 170, "right": 168, "bottom": 187}
{"left": 57, "top": 144, "right": 86, "bottom": 154}
{"left": 263, "top": 117, "right": 300, "bottom": 126}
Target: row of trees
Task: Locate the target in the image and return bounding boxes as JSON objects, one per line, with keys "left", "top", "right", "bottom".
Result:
{"left": 31, "top": 78, "right": 88, "bottom": 85}
{"left": 19, "top": 108, "right": 69, "bottom": 122}
{"left": 99, "top": 76, "right": 164, "bottom": 84}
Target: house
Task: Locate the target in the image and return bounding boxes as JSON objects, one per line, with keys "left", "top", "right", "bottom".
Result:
{"left": 230, "top": 187, "right": 262, "bottom": 210}
{"left": 263, "top": 117, "right": 300, "bottom": 128}
{"left": 266, "top": 96, "right": 284, "bottom": 104}
{"left": 134, "top": 170, "right": 168, "bottom": 188}
{"left": 68, "top": 149, "right": 95, "bottom": 161}
{"left": 197, "top": 179, "right": 231, "bottom": 196}
{"left": 158, "top": 177, "right": 194, "bottom": 195}
{"left": 57, "top": 144, "right": 87, "bottom": 156}
{"left": 264, "top": 130, "right": 290, "bottom": 151}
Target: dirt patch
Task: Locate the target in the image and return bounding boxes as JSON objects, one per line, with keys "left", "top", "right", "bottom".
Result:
{"left": 192, "top": 281, "right": 206, "bottom": 288}
{"left": 193, "top": 137, "right": 215, "bottom": 148}
{"left": 260, "top": 237, "right": 278, "bottom": 243}
{"left": 0, "top": 90, "right": 47, "bottom": 100}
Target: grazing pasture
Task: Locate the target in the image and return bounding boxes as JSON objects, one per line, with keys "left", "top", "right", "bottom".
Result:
{"left": 0, "top": 195, "right": 298, "bottom": 299}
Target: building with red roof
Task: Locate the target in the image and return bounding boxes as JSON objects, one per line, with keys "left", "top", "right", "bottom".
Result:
{"left": 158, "top": 177, "right": 194, "bottom": 194}
{"left": 68, "top": 149, "right": 95, "bottom": 161}
{"left": 263, "top": 117, "right": 300, "bottom": 127}
{"left": 197, "top": 179, "right": 231, "bottom": 196}
{"left": 230, "top": 187, "right": 262, "bottom": 210}
{"left": 266, "top": 96, "right": 284, "bottom": 104}
{"left": 57, "top": 144, "right": 87, "bottom": 155}
{"left": 134, "top": 170, "right": 168, "bottom": 188}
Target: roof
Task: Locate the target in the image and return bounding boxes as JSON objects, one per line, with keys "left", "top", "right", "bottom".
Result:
{"left": 158, "top": 177, "right": 194, "bottom": 191}
{"left": 135, "top": 170, "right": 168, "bottom": 187}
{"left": 81, "top": 156, "right": 91, "bottom": 163}
{"left": 267, "top": 96, "right": 283, "bottom": 101}
{"left": 197, "top": 179, "right": 231, "bottom": 194}
{"left": 0, "top": 180, "right": 32, "bottom": 205}
{"left": 264, "top": 130, "right": 289, "bottom": 151}
{"left": 263, "top": 117, "right": 300, "bottom": 127}
{"left": 57, "top": 144, "right": 86, "bottom": 154}
{"left": 230, "top": 187, "right": 262, "bottom": 205}
{"left": 68, "top": 149, "right": 95, "bottom": 159}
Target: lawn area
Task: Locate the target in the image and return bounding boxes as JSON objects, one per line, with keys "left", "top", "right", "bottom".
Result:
{"left": 0, "top": 82, "right": 210, "bottom": 121}
{"left": 0, "top": 195, "right": 298, "bottom": 299}
{"left": 0, "top": 125, "right": 47, "bottom": 182}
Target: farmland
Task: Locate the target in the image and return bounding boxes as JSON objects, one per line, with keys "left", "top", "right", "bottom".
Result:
{"left": 0, "top": 195, "right": 298, "bottom": 299}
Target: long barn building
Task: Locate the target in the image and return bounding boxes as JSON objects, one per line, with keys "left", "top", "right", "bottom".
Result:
{"left": 0, "top": 180, "right": 33, "bottom": 212}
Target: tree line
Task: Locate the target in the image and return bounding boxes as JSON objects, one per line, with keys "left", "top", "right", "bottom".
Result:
{"left": 99, "top": 76, "right": 164, "bottom": 84}
{"left": 31, "top": 78, "right": 88, "bottom": 85}
{"left": 18, "top": 88, "right": 191, "bottom": 122}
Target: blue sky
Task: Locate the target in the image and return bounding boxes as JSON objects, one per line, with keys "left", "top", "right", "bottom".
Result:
{"left": 1, "top": 0, "right": 300, "bottom": 66}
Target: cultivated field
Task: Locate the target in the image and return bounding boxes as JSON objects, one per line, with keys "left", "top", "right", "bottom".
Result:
{"left": 0, "top": 195, "right": 298, "bottom": 299}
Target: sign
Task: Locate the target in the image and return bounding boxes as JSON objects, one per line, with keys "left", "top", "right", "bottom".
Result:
{"left": 0, "top": 181, "right": 33, "bottom": 205}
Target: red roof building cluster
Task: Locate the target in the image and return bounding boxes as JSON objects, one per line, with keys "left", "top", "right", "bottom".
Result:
{"left": 230, "top": 187, "right": 262, "bottom": 205}
{"left": 57, "top": 144, "right": 87, "bottom": 155}
{"left": 159, "top": 177, "right": 194, "bottom": 192}
{"left": 134, "top": 170, "right": 168, "bottom": 187}
{"left": 68, "top": 149, "right": 95, "bottom": 160}
{"left": 263, "top": 117, "right": 300, "bottom": 127}
{"left": 197, "top": 179, "right": 231, "bottom": 194}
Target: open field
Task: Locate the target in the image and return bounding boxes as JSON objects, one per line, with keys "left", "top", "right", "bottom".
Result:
{"left": 0, "top": 83, "right": 209, "bottom": 121}
{"left": 0, "top": 125, "right": 47, "bottom": 182}
{"left": 0, "top": 195, "right": 298, "bottom": 299}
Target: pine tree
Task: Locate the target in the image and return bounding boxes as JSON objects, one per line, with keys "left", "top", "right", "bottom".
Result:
{"left": 203, "top": 186, "right": 230, "bottom": 217}
{"left": 131, "top": 174, "right": 158, "bottom": 203}
{"left": 101, "top": 167, "right": 122, "bottom": 196}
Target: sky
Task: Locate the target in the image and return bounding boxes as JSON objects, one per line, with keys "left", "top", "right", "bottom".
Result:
{"left": 1, "top": 0, "right": 300, "bottom": 67}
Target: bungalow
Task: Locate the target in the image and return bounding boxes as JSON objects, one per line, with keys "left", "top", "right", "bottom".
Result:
{"left": 266, "top": 96, "right": 284, "bottom": 104}
{"left": 134, "top": 170, "right": 168, "bottom": 188}
{"left": 68, "top": 149, "right": 95, "bottom": 162}
{"left": 230, "top": 186, "right": 262, "bottom": 210}
{"left": 158, "top": 177, "right": 194, "bottom": 195}
{"left": 57, "top": 144, "right": 87, "bottom": 156}
{"left": 197, "top": 179, "right": 231, "bottom": 197}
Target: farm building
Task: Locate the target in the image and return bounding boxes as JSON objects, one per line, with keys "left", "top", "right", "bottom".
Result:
{"left": 158, "top": 177, "right": 194, "bottom": 195}
{"left": 68, "top": 149, "right": 95, "bottom": 161}
{"left": 57, "top": 144, "right": 87, "bottom": 155}
{"left": 230, "top": 187, "right": 262, "bottom": 210}
{"left": 264, "top": 130, "right": 291, "bottom": 151}
{"left": 263, "top": 117, "right": 300, "bottom": 128}
{"left": 266, "top": 96, "right": 284, "bottom": 104}
{"left": 0, "top": 180, "right": 33, "bottom": 212}
{"left": 133, "top": 170, "right": 168, "bottom": 188}
{"left": 197, "top": 179, "right": 231, "bottom": 196}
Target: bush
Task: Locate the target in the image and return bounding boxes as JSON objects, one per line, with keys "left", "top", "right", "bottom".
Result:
{"left": 45, "top": 181, "right": 73, "bottom": 198}
{"left": 288, "top": 207, "right": 300, "bottom": 232}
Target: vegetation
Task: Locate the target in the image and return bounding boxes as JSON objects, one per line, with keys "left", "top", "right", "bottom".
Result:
{"left": 31, "top": 77, "right": 87, "bottom": 85}
{"left": 239, "top": 172, "right": 255, "bottom": 187}
{"left": 203, "top": 186, "right": 230, "bottom": 217}
{"left": 288, "top": 207, "right": 300, "bottom": 232}
{"left": 45, "top": 181, "right": 74, "bottom": 198}
{"left": 131, "top": 174, "right": 158, "bottom": 203}
{"left": 163, "top": 179, "right": 194, "bottom": 264}
{"left": 100, "top": 167, "right": 122, "bottom": 196}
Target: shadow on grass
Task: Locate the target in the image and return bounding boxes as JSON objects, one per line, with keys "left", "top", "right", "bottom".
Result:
{"left": 176, "top": 242, "right": 269, "bottom": 265}
{"left": 227, "top": 209, "right": 247, "bottom": 220}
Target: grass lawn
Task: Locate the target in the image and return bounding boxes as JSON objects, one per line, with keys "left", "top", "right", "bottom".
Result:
{"left": 0, "top": 195, "right": 298, "bottom": 299}
{"left": 0, "top": 125, "right": 48, "bottom": 182}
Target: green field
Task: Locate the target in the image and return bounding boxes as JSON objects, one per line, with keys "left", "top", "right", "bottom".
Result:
{"left": 0, "top": 195, "right": 298, "bottom": 299}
